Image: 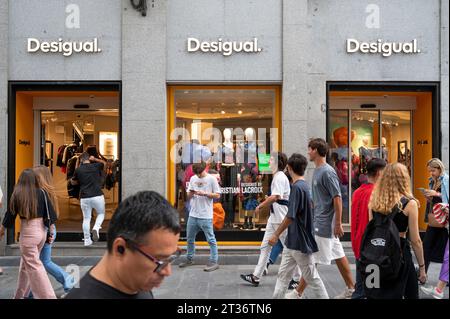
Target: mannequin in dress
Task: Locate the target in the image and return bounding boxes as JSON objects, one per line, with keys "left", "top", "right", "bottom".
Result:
{"left": 241, "top": 128, "right": 259, "bottom": 229}
{"left": 359, "top": 137, "right": 372, "bottom": 174}
{"left": 358, "top": 136, "right": 372, "bottom": 182}
{"left": 381, "top": 137, "right": 388, "bottom": 162}
{"left": 219, "top": 128, "right": 237, "bottom": 228}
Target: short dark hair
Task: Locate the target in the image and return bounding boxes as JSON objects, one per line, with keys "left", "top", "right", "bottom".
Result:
{"left": 107, "top": 191, "right": 181, "bottom": 253}
{"left": 287, "top": 153, "right": 308, "bottom": 176}
{"left": 366, "top": 158, "right": 387, "bottom": 178}
{"left": 308, "top": 138, "right": 328, "bottom": 157}
{"left": 271, "top": 152, "right": 288, "bottom": 171}
{"left": 208, "top": 169, "right": 218, "bottom": 174}
{"left": 192, "top": 162, "right": 207, "bottom": 175}
{"left": 86, "top": 145, "right": 99, "bottom": 157}
{"left": 80, "top": 152, "right": 90, "bottom": 162}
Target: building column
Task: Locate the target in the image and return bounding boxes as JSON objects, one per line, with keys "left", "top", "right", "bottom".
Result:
{"left": 0, "top": 0, "right": 8, "bottom": 255}
{"left": 441, "top": 0, "right": 449, "bottom": 168}
{"left": 121, "top": 0, "right": 168, "bottom": 198}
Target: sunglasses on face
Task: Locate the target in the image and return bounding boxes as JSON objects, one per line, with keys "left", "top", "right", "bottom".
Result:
{"left": 122, "top": 237, "right": 183, "bottom": 273}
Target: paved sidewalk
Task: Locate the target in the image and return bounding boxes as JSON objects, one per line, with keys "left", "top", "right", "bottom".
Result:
{"left": 0, "top": 259, "right": 447, "bottom": 299}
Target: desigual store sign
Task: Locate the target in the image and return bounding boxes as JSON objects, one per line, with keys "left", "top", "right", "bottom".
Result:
{"left": 346, "top": 38, "right": 421, "bottom": 57}
{"left": 26, "top": 38, "right": 102, "bottom": 57}
{"left": 187, "top": 38, "right": 262, "bottom": 56}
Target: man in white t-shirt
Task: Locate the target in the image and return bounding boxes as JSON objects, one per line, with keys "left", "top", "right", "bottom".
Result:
{"left": 179, "top": 162, "right": 221, "bottom": 272}
{"left": 240, "top": 152, "right": 290, "bottom": 286}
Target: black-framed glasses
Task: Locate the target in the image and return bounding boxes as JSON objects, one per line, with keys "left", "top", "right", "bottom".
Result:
{"left": 122, "top": 238, "right": 182, "bottom": 273}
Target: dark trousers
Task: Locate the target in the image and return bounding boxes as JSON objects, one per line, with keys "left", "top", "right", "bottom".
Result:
{"left": 423, "top": 226, "right": 448, "bottom": 272}
{"left": 352, "top": 259, "right": 365, "bottom": 299}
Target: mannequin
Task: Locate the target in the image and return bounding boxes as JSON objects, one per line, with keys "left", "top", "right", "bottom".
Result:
{"left": 244, "top": 128, "right": 257, "bottom": 165}
{"left": 223, "top": 128, "right": 233, "bottom": 150}
{"left": 241, "top": 127, "right": 259, "bottom": 230}
{"left": 359, "top": 136, "right": 372, "bottom": 175}
{"left": 218, "top": 128, "right": 238, "bottom": 228}
{"left": 381, "top": 137, "right": 388, "bottom": 162}
{"left": 222, "top": 128, "right": 235, "bottom": 165}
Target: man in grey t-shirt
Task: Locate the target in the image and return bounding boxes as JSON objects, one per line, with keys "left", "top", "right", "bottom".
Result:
{"left": 293, "top": 138, "right": 355, "bottom": 299}
{"left": 312, "top": 163, "right": 342, "bottom": 238}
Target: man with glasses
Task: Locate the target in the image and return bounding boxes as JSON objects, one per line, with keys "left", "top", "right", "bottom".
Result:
{"left": 65, "top": 191, "right": 181, "bottom": 299}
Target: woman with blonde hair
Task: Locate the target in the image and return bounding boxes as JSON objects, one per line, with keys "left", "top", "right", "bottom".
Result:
{"left": 31, "top": 165, "right": 75, "bottom": 296}
{"left": 367, "top": 163, "right": 426, "bottom": 299}
{"left": 0, "top": 169, "right": 57, "bottom": 298}
{"left": 421, "top": 158, "right": 449, "bottom": 274}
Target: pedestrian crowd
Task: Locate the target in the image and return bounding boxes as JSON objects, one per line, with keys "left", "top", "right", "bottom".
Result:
{"left": 0, "top": 138, "right": 448, "bottom": 299}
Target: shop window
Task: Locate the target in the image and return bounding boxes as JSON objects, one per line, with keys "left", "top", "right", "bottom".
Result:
{"left": 328, "top": 90, "right": 431, "bottom": 229}
{"left": 169, "top": 87, "right": 280, "bottom": 231}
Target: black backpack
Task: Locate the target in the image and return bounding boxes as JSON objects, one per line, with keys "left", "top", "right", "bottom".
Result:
{"left": 359, "top": 198, "right": 409, "bottom": 290}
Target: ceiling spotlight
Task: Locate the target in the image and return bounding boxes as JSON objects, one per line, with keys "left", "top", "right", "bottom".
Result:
{"left": 238, "top": 110, "right": 243, "bottom": 115}
{"left": 238, "top": 102, "right": 242, "bottom": 106}
{"left": 221, "top": 110, "right": 226, "bottom": 114}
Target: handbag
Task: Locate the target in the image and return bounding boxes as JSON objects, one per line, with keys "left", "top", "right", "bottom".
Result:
{"left": 432, "top": 203, "right": 449, "bottom": 227}
{"left": 41, "top": 189, "right": 53, "bottom": 244}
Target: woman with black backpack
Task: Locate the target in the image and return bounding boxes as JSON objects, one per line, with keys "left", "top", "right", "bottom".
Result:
{"left": 363, "top": 163, "right": 426, "bottom": 299}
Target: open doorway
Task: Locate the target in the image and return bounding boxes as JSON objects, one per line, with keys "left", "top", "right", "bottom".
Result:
{"left": 8, "top": 83, "right": 121, "bottom": 243}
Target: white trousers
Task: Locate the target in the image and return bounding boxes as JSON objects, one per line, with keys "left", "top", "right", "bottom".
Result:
{"left": 273, "top": 248, "right": 329, "bottom": 299}
{"left": 253, "top": 221, "right": 287, "bottom": 279}
{"left": 80, "top": 195, "right": 105, "bottom": 241}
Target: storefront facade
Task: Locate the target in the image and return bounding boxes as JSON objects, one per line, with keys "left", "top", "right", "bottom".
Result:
{"left": 0, "top": 0, "right": 448, "bottom": 248}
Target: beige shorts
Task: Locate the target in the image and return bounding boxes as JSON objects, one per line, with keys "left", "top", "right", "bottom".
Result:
{"left": 313, "top": 235, "right": 346, "bottom": 265}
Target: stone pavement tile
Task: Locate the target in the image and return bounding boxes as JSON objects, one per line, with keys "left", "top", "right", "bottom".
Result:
{"left": 1, "top": 262, "right": 448, "bottom": 299}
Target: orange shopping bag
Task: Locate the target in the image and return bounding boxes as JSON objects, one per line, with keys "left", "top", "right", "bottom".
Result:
{"left": 213, "top": 202, "right": 226, "bottom": 230}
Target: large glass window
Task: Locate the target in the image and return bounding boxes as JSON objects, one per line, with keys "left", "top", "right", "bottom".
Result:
{"left": 328, "top": 100, "right": 413, "bottom": 225}
{"left": 170, "top": 87, "right": 280, "bottom": 231}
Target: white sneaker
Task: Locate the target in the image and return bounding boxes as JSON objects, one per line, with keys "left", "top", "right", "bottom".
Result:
{"left": 92, "top": 228, "right": 100, "bottom": 242}
{"left": 84, "top": 238, "right": 93, "bottom": 246}
{"left": 421, "top": 286, "right": 444, "bottom": 299}
{"left": 333, "top": 287, "right": 355, "bottom": 299}
{"left": 284, "top": 290, "right": 302, "bottom": 299}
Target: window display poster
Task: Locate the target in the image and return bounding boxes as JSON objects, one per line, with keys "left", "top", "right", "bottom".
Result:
{"left": 99, "top": 131, "right": 118, "bottom": 160}
{"left": 258, "top": 153, "right": 271, "bottom": 173}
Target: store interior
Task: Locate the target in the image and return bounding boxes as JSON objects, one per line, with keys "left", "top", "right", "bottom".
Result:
{"left": 15, "top": 91, "right": 120, "bottom": 237}
{"left": 329, "top": 91, "right": 433, "bottom": 229}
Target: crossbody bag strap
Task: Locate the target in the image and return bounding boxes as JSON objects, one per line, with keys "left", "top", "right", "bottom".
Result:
{"left": 41, "top": 189, "right": 51, "bottom": 224}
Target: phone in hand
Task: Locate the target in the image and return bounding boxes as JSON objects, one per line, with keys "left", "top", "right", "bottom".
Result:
{"left": 190, "top": 189, "right": 199, "bottom": 195}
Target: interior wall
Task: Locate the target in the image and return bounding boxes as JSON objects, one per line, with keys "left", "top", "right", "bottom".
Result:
{"left": 92, "top": 115, "right": 120, "bottom": 150}
{"left": 386, "top": 123, "right": 411, "bottom": 164}
{"left": 15, "top": 93, "right": 34, "bottom": 238}
{"left": 413, "top": 93, "right": 433, "bottom": 230}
